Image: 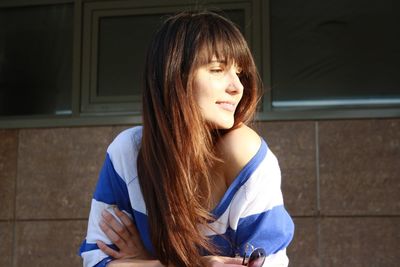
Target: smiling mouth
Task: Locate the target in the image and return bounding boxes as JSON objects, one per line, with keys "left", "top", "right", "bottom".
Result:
{"left": 216, "top": 101, "right": 236, "bottom": 112}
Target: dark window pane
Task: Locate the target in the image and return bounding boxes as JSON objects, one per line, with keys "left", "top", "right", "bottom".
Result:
{"left": 270, "top": 0, "right": 400, "bottom": 107}
{"left": 97, "top": 14, "right": 166, "bottom": 98}
{"left": 96, "top": 9, "right": 245, "bottom": 98}
{"left": 0, "top": 4, "right": 73, "bottom": 116}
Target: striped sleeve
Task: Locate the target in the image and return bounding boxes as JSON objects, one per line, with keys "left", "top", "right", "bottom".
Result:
{"left": 233, "top": 149, "right": 294, "bottom": 266}
{"left": 79, "top": 128, "right": 141, "bottom": 267}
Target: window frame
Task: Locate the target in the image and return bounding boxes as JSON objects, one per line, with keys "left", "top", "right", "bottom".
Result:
{"left": 80, "top": 0, "right": 256, "bottom": 115}
{"left": 0, "top": 0, "right": 399, "bottom": 129}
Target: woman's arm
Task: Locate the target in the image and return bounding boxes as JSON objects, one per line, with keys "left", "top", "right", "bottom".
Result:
{"left": 107, "top": 259, "right": 164, "bottom": 267}
{"left": 106, "top": 257, "right": 243, "bottom": 267}
{"left": 100, "top": 207, "right": 243, "bottom": 267}
{"left": 79, "top": 127, "right": 148, "bottom": 267}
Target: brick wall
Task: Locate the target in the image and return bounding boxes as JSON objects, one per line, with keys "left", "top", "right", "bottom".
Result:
{"left": 1, "top": 119, "right": 399, "bottom": 266}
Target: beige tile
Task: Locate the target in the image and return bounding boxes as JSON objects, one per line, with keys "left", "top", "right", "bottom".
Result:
{"left": 0, "top": 221, "right": 13, "bottom": 267}
{"left": 256, "top": 121, "right": 317, "bottom": 216}
{"left": 320, "top": 217, "right": 400, "bottom": 267}
{"left": 0, "top": 129, "right": 18, "bottom": 220}
{"left": 287, "top": 218, "right": 320, "bottom": 267}
{"left": 111, "top": 125, "right": 135, "bottom": 140}
{"left": 16, "top": 127, "right": 113, "bottom": 219}
{"left": 319, "top": 119, "right": 400, "bottom": 215}
{"left": 14, "top": 220, "right": 87, "bottom": 267}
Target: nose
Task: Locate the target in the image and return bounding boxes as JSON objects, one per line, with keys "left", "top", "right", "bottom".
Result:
{"left": 227, "top": 69, "right": 244, "bottom": 94}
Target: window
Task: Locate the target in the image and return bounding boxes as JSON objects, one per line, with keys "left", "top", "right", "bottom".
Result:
{"left": 80, "top": 1, "right": 253, "bottom": 115}
{"left": 269, "top": 0, "right": 400, "bottom": 109}
{"left": 0, "top": 3, "right": 73, "bottom": 116}
{"left": 1, "top": 0, "right": 399, "bottom": 128}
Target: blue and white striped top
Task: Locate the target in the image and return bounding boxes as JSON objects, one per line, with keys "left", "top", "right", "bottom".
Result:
{"left": 79, "top": 126, "right": 294, "bottom": 267}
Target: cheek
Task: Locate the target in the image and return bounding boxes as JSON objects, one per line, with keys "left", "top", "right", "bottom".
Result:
{"left": 193, "top": 80, "right": 215, "bottom": 102}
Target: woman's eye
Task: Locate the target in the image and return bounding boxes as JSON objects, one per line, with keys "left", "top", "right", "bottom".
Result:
{"left": 210, "top": 68, "right": 223, "bottom": 73}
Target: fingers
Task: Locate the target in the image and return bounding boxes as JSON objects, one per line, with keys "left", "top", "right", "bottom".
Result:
{"left": 101, "top": 209, "right": 132, "bottom": 245}
{"left": 113, "top": 207, "right": 140, "bottom": 238}
{"left": 96, "top": 240, "right": 121, "bottom": 259}
{"left": 220, "top": 256, "right": 244, "bottom": 266}
{"left": 100, "top": 212, "right": 129, "bottom": 251}
{"left": 202, "top": 256, "right": 244, "bottom": 267}
{"left": 99, "top": 206, "right": 149, "bottom": 260}
{"left": 220, "top": 257, "right": 243, "bottom": 265}
{"left": 112, "top": 207, "right": 145, "bottom": 253}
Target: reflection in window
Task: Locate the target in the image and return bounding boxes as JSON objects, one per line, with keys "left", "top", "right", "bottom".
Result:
{"left": 270, "top": 0, "right": 400, "bottom": 107}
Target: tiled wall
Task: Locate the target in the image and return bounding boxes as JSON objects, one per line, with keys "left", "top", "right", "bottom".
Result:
{"left": 1, "top": 119, "right": 399, "bottom": 267}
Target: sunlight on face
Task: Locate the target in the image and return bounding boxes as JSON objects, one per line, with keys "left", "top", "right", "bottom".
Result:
{"left": 193, "top": 58, "right": 244, "bottom": 129}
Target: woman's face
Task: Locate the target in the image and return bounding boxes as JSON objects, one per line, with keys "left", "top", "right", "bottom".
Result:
{"left": 193, "top": 58, "right": 244, "bottom": 129}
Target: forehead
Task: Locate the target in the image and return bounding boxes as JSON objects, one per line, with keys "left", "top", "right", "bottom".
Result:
{"left": 195, "top": 39, "right": 245, "bottom": 66}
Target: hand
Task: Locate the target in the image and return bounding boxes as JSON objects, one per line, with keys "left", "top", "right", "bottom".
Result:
{"left": 106, "top": 255, "right": 241, "bottom": 267}
{"left": 201, "top": 256, "right": 243, "bottom": 267}
{"left": 107, "top": 259, "right": 164, "bottom": 267}
{"left": 97, "top": 206, "right": 151, "bottom": 260}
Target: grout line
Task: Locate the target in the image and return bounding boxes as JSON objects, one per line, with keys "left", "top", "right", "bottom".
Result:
{"left": 276, "top": 214, "right": 400, "bottom": 218}
{"left": 11, "top": 129, "right": 19, "bottom": 267}
{"left": 315, "top": 121, "right": 322, "bottom": 267}
{"left": 3, "top": 213, "right": 398, "bottom": 223}
{"left": 315, "top": 121, "right": 321, "bottom": 214}
{"left": 1, "top": 218, "right": 90, "bottom": 222}
{"left": 294, "top": 214, "right": 400, "bottom": 218}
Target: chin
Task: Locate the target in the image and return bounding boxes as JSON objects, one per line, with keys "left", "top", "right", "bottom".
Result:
{"left": 213, "top": 120, "right": 235, "bottom": 130}
{"left": 206, "top": 115, "right": 235, "bottom": 129}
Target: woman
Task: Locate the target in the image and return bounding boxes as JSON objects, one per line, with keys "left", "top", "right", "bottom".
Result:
{"left": 79, "top": 11, "right": 294, "bottom": 267}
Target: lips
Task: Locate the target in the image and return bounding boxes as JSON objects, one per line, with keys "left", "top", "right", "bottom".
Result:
{"left": 216, "top": 101, "right": 236, "bottom": 112}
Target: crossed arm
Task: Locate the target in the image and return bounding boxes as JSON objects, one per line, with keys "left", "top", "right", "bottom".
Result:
{"left": 98, "top": 207, "right": 244, "bottom": 267}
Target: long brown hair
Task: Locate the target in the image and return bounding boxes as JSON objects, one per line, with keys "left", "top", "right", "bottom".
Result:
{"left": 137, "top": 11, "right": 261, "bottom": 267}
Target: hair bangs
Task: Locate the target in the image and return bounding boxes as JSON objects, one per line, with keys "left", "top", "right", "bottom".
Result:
{"left": 193, "top": 14, "right": 252, "bottom": 72}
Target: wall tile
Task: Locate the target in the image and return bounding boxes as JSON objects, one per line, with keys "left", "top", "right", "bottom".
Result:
{"left": 0, "top": 221, "right": 13, "bottom": 267}
{"left": 256, "top": 121, "right": 317, "bottom": 216}
{"left": 111, "top": 125, "right": 134, "bottom": 140}
{"left": 320, "top": 217, "right": 400, "bottom": 267}
{"left": 0, "top": 129, "right": 18, "bottom": 220}
{"left": 14, "top": 220, "right": 87, "bottom": 267}
{"left": 17, "top": 127, "right": 113, "bottom": 219}
{"left": 319, "top": 119, "right": 400, "bottom": 215}
{"left": 287, "top": 218, "right": 320, "bottom": 267}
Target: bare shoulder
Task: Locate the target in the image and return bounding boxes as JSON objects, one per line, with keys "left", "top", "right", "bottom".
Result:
{"left": 219, "top": 124, "right": 261, "bottom": 161}
{"left": 216, "top": 124, "right": 262, "bottom": 183}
